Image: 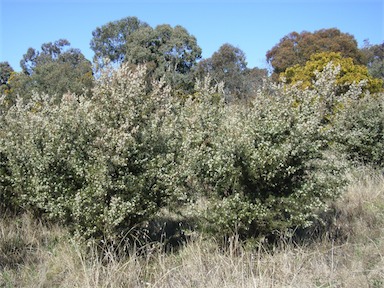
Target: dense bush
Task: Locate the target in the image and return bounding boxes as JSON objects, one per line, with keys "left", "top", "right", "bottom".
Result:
{"left": 280, "top": 52, "right": 383, "bottom": 94}
{"left": 333, "top": 91, "right": 384, "bottom": 168}
{"left": 0, "top": 65, "right": 180, "bottom": 241}
{"left": 0, "top": 150, "right": 14, "bottom": 212}
{"left": 179, "top": 68, "right": 346, "bottom": 238}
{"left": 2, "top": 62, "right": 375, "bottom": 242}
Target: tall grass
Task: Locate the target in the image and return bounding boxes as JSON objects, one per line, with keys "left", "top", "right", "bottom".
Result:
{"left": 1, "top": 166, "right": 383, "bottom": 287}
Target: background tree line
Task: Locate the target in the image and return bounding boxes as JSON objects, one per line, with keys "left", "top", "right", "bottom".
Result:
{"left": 1, "top": 16, "right": 382, "bottom": 108}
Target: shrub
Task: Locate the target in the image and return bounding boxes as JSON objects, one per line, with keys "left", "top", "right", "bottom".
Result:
{"left": 1, "top": 62, "right": 357, "bottom": 242}
{"left": 280, "top": 52, "right": 383, "bottom": 94}
{"left": 177, "top": 68, "right": 346, "bottom": 238}
{"left": 333, "top": 92, "right": 384, "bottom": 168}
{"left": 0, "top": 150, "right": 15, "bottom": 213}
{"left": 0, "top": 64, "right": 179, "bottom": 242}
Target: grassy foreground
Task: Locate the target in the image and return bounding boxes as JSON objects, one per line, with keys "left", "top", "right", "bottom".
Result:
{"left": 1, "top": 167, "right": 383, "bottom": 288}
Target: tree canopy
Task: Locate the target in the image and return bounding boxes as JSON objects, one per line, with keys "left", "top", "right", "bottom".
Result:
{"left": 91, "top": 17, "right": 202, "bottom": 93}
{"left": 266, "top": 28, "right": 365, "bottom": 78}
{"left": 2, "top": 16, "right": 383, "bottom": 106}
{"left": 6, "top": 39, "right": 93, "bottom": 104}
{"left": 90, "top": 16, "right": 149, "bottom": 68}
{"left": 125, "top": 24, "right": 202, "bottom": 91}
{"left": 361, "top": 41, "right": 384, "bottom": 81}
{"left": 0, "top": 62, "right": 14, "bottom": 87}
{"left": 196, "top": 43, "right": 266, "bottom": 100}
{"left": 0, "top": 62, "right": 14, "bottom": 108}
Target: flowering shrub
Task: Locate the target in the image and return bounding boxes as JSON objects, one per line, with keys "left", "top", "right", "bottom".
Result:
{"left": 0, "top": 65, "right": 179, "bottom": 241}
{"left": 2, "top": 62, "right": 371, "bottom": 242}
{"left": 280, "top": 52, "right": 383, "bottom": 94}
{"left": 179, "top": 69, "right": 346, "bottom": 237}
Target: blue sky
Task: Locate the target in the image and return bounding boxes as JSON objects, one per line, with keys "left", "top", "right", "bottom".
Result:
{"left": 1, "top": 0, "right": 383, "bottom": 71}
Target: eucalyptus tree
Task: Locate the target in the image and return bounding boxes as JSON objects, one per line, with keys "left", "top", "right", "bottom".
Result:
{"left": 0, "top": 62, "right": 14, "bottom": 87}
{"left": 90, "top": 17, "right": 202, "bottom": 93}
{"left": 14, "top": 39, "right": 94, "bottom": 103}
{"left": 90, "top": 16, "right": 149, "bottom": 68}
{"left": 125, "top": 24, "right": 202, "bottom": 92}
{"left": 361, "top": 41, "right": 384, "bottom": 81}
{"left": 0, "top": 62, "right": 15, "bottom": 110}
{"left": 196, "top": 43, "right": 264, "bottom": 101}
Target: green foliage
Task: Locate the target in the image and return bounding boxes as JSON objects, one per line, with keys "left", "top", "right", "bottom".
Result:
{"left": 0, "top": 62, "right": 13, "bottom": 87}
{"left": 333, "top": 92, "right": 384, "bottom": 168}
{"left": 21, "top": 39, "right": 70, "bottom": 75}
{"left": 177, "top": 71, "right": 345, "bottom": 238}
{"left": 90, "top": 17, "right": 202, "bottom": 93}
{"left": 244, "top": 67, "right": 269, "bottom": 95}
{"left": 196, "top": 44, "right": 268, "bottom": 101}
{"left": 0, "top": 72, "right": 31, "bottom": 110}
{"left": 2, "top": 61, "right": 371, "bottom": 243}
{"left": 12, "top": 39, "right": 94, "bottom": 104}
{"left": 0, "top": 64, "right": 179, "bottom": 242}
{"left": 196, "top": 43, "right": 248, "bottom": 101}
{"left": 361, "top": 41, "right": 384, "bottom": 81}
{"left": 90, "top": 16, "right": 149, "bottom": 68}
{"left": 0, "top": 150, "right": 15, "bottom": 213}
{"left": 125, "top": 24, "right": 202, "bottom": 93}
{"left": 0, "top": 62, "right": 15, "bottom": 110}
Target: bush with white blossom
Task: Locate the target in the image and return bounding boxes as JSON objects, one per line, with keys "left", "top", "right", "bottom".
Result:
{"left": 1, "top": 62, "right": 379, "bottom": 242}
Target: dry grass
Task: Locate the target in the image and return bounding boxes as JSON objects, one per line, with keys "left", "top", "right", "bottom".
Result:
{"left": 1, "top": 167, "right": 384, "bottom": 288}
